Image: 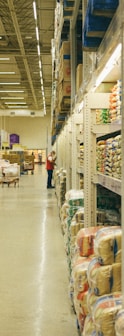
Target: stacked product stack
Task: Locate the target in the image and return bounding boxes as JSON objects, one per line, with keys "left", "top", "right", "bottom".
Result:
{"left": 63, "top": 189, "right": 84, "bottom": 276}
{"left": 109, "top": 80, "right": 122, "bottom": 122}
{"left": 54, "top": 168, "right": 67, "bottom": 210}
{"left": 82, "top": 226, "right": 122, "bottom": 336}
{"left": 105, "top": 135, "right": 121, "bottom": 179}
{"left": 96, "top": 108, "right": 110, "bottom": 124}
{"left": 69, "top": 207, "right": 85, "bottom": 272}
{"left": 96, "top": 140, "right": 106, "bottom": 173}
{"left": 80, "top": 144, "right": 84, "bottom": 167}
{"left": 115, "top": 309, "right": 124, "bottom": 336}
{"left": 96, "top": 134, "right": 121, "bottom": 178}
{"left": 58, "top": 41, "right": 71, "bottom": 113}
{"left": 70, "top": 226, "right": 101, "bottom": 333}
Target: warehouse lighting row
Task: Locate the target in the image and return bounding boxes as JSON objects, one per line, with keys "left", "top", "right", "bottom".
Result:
{"left": 92, "top": 43, "right": 122, "bottom": 91}
{"left": 33, "top": 0, "right": 46, "bottom": 114}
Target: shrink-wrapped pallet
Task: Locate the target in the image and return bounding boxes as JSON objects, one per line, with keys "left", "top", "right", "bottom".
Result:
{"left": 82, "top": 314, "right": 95, "bottom": 336}
{"left": 76, "top": 226, "right": 101, "bottom": 257}
{"left": 92, "top": 293, "right": 122, "bottom": 336}
{"left": 73, "top": 258, "right": 91, "bottom": 293}
{"left": 65, "top": 189, "right": 84, "bottom": 207}
{"left": 115, "top": 309, "right": 124, "bottom": 336}
{"left": 94, "top": 226, "right": 122, "bottom": 265}
{"left": 87, "top": 257, "right": 121, "bottom": 295}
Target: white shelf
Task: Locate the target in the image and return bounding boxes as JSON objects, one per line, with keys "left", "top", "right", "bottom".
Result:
{"left": 92, "top": 120, "right": 121, "bottom": 136}
{"left": 93, "top": 173, "right": 121, "bottom": 196}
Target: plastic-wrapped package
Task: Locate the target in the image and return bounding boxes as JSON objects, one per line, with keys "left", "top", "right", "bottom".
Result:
{"left": 92, "top": 293, "right": 122, "bottom": 336}
{"left": 65, "top": 189, "right": 84, "bottom": 207}
{"left": 76, "top": 227, "right": 101, "bottom": 257}
{"left": 87, "top": 288, "right": 98, "bottom": 314}
{"left": 73, "top": 258, "right": 91, "bottom": 293}
{"left": 82, "top": 314, "right": 95, "bottom": 336}
{"left": 87, "top": 257, "right": 121, "bottom": 295}
{"left": 94, "top": 227, "right": 122, "bottom": 265}
{"left": 115, "top": 309, "right": 124, "bottom": 336}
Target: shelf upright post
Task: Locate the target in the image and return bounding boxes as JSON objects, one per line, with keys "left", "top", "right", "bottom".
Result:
{"left": 83, "top": 93, "right": 92, "bottom": 227}
{"left": 121, "top": 0, "right": 124, "bottom": 306}
{"left": 66, "top": 117, "right": 72, "bottom": 191}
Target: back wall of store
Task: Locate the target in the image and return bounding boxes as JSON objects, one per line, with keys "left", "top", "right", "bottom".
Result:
{"left": 2, "top": 114, "right": 51, "bottom": 149}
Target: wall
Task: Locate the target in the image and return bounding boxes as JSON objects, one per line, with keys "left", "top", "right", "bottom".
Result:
{"left": 3, "top": 114, "right": 51, "bottom": 150}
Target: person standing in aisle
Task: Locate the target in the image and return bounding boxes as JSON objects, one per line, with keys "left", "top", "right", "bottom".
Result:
{"left": 46, "top": 150, "right": 56, "bottom": 189}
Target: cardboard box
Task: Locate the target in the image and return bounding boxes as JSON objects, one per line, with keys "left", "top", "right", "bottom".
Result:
{"left": 76, "top": 64, "right": 83, "bottom": 92}
{"left": 60, "top": 41, "right": 70, "bottom": 55}
{"left": 59, "top": 60, "right": 71, "bottom": 83}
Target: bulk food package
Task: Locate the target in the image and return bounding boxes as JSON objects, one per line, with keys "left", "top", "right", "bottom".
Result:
{"left": 70, "top": 225, "right": 122, "bottom": 335}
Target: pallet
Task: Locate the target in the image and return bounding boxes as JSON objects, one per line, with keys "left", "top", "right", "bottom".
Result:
{"left": 1, "top": 177, "right": 19, "bottom": 187}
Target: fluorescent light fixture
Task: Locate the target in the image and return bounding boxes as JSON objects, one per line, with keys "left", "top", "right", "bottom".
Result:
{"left": 0, "top": 90, "right": 24, "bottom": 93}
{"left": 37, "top": 44, "right": 40, "bottom": 56}
{"left": 1, "top": 97, "right": 24, "bottom": 99}
{"left": 40, "top": 71, "right": 42, "bottom": 78}
{"left": 5, "top": 102, "right": 26, "bottom": 105}
{"left": 36, "top": 26, "right": 39, "bottom": 41}
{"left": 33, "top": 1, "right": 37, "bottom": 20}
{"left": 25, "top": 36, "right": 32, "bottom": 39}
{"left": 8, "top": 105, "right": 28, "bottom": 108}
{"left": 0, "top": 58, "right": 10, "bottom": 61}
{"left": 0, "top": 82, "right": 20, "bottom": 85}
{"left": 0, "top": 37, "right": 2, "bottom": 39}
{"left": 39, "top": 60, "right": 42, "bottom": 69}
{"left": 93, "top": 43, "right": 122, "bottom": 91}
{"left": 0, "top": 72, "right": 15, "bottom": 74}
{"left": 41, "top": 78, "right": 43, "bottom": 85}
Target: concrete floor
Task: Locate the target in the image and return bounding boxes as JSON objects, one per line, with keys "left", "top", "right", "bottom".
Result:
{"left": 0, "top": 165, "right": 78, "bottom": 336}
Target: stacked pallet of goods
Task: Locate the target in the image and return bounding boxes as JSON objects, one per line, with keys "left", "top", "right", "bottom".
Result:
{"left": 70, "top": 226, "right": 122, "bottom": 335}
{"left": 60, "top": 189, "right": 84, "bottom": 275}
{"left": 58, "top": 41, "right": 71, "bottom": 112}
{"left": 54, "top": 168, "right": 67, "bottom": 215}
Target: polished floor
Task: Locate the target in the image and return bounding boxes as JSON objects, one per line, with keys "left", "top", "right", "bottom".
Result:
{"left": 0, "top": 165, "right": 77, "bottom": 336}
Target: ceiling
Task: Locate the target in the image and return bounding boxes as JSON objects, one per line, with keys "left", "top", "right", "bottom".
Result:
{"left": 0, "top": 0, "right": 56, "bottom": 117}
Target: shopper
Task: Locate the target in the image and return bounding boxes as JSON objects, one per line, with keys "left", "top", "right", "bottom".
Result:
{"left": 46, "top": 150, "right": 56, "bottom": 189}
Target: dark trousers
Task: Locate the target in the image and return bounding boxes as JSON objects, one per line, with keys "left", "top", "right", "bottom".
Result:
{"left": 47, "top": 170, "right": 53, "bottom": 187}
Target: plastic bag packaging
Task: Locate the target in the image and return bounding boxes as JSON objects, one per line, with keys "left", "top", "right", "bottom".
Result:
{"left": 82, "top": 314, "right": 95, "bottom": 336}
{"left": 3, "top": 164, "right": 18, "bottom": 177}
{"left": 115, "top": 309, "right": 124, "bottom": 336}
{"left": 65, "top": 189, "right": 84, "bottom": 207}
{"left": 73, "top": 258, "right": 91, "bottom": 293}
{"left": 94, "top": 226, "right": 122, "bottom": 265}
{"left": 76, "top": 227, "right": 101, "bottom": 257}
{"left": 87, "top": 288, "right": 97, "bottom": 314}
{"left": 87, "top": 257, "right": 121, "bottom": 295}
{"left": 92, "top": 293, "right": 122, "bottom": 336}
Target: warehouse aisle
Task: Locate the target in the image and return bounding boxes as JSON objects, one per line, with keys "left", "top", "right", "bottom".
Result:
{"left": 0, "top": 165, "right": 77, "bottom": 336}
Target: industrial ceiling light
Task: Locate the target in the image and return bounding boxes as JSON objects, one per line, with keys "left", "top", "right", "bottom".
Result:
{"left": 0, "top": 90, "right": 24, "bottom": 92}
{"left": 0, "top": 82, "right": 20, "bottom": 85}
{"left": 0, "top": 72, "right": 15, "bottom": 74}
{"left": 1, "top": 97, "right": 24, "bottom": 99}
{"left": 33, "top": 1, "right": 37, "bottom": 21}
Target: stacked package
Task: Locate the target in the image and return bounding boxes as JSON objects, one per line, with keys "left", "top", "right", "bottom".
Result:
{"left": 54, "top": 168, "right": 67, "bottom": 210}
{"left": 104, "top": 134, "right": 121, "bottom": 179}
{"left": 69, "top": 207, "right": 85, "bottom": 267}
{"left": 115, "top": 309, "right": 124, "bottom": 336}
{"left": 81, "top": 226, "right": 122, "bottom": 336}
{"left": 109, "top": 80, "right": 122, "bottom": 122}
{"left": 96, "top": 140, "right": 106, "bottom": 173}
{"left": 63, "top": 189, "right": 84, "bottom": 275}
{"left": 70, "top": 226, "right": 101, "bottom": 332}
{"left": 96, "top": 108, "right": 110, "bottom": 124}
{"left": 80, "top": 144, "right": 84, "bottom": 167}
{"left": 96, "top": 134, "right": 121, "bottom": 179}
{"left": 57, "top": 41, "right": 71, "bottom": 112}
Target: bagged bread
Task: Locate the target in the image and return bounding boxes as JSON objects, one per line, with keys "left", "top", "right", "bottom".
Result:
{"left": 87, "top": 288, "right": 97, "bottom": 314}
{"left": 82, "top": 314, "right": 95, "bottom": 336}
{"left": 87, "top": 258, "right": 121, "bottom": 295}
{"left": 87, "top": 257, "right": 112, "bottom": 295}
{"left": 115, "top": 309, "right": 124, "bottom": 336}
{"left": 76, "top": 227, "right": 101, "bottom": 257}
{"left": 94, "top": 227, "right": 122, "bottom": 265}
{"left": 92, "top": 293, "right": 122, "bottom": 336}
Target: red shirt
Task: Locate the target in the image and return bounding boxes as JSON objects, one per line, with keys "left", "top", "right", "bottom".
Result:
{"left": 46, "top": 154, "right": 54, "bottom": 170}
